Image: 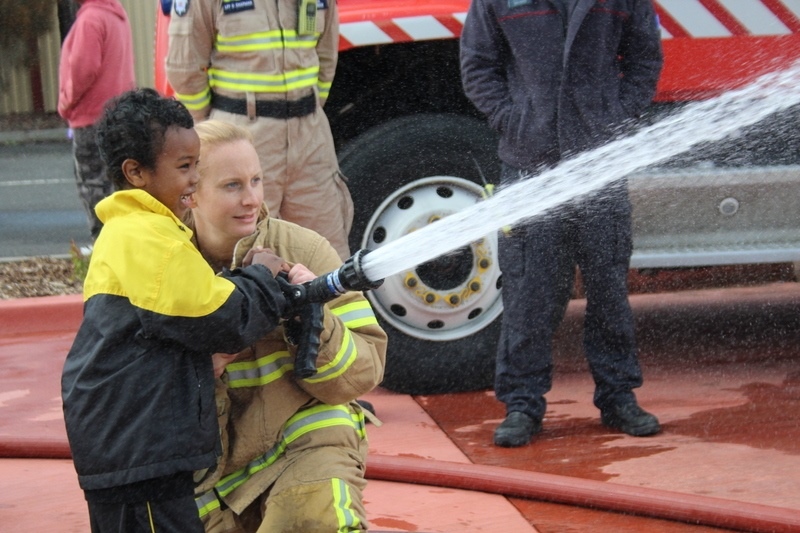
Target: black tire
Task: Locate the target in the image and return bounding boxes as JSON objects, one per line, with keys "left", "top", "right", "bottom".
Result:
{"left": 339, "top": 113, "right": 503, "bottom": 394}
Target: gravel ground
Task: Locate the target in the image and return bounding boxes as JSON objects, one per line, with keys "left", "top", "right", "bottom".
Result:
{"left": 0, "top": 257, "right": 83, "bottom": 299}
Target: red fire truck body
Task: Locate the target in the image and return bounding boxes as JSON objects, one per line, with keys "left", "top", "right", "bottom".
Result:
{"left": 156, "top": 1, "right": 800, "bottom": 101}
{"left": 155, "top": 1, "right": 800, "bottom": 393}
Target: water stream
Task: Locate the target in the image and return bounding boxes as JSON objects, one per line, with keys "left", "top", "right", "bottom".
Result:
{"left": 360, "top": 61, "right": 800, "bottom": 282}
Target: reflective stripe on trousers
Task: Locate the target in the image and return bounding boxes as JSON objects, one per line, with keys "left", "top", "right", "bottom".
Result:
{"left": 195, "top": 404, "right": 366, "bottom": 515}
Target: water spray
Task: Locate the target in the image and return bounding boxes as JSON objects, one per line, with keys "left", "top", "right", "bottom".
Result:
{"left": 357, "top": 60, "right": 800, "bottom": 283}
{"left": 283, "top": 60, "right": 800, "bottom": 377}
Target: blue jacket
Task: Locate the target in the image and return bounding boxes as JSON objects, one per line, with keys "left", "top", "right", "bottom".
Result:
{"left": 460, "top": 0, "right": 663, "bottom": 169}
{"left": 62, "top": 190, "right": 286, "bottom": 492}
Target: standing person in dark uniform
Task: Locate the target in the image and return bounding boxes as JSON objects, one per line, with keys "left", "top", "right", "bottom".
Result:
{"left": 460, "top": 0, "right": 663, "bottom": 447}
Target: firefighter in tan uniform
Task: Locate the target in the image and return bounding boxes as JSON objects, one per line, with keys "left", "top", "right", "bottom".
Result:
{"left": 167, "top": 0, "right": 354, "bottom": 260}
{"left": 187, "top": 120, "right": 387, "bottom": 532}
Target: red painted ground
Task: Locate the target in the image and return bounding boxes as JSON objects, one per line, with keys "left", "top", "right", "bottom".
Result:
{"left": 2, "top": 276, "right": 800, "bottom": 531}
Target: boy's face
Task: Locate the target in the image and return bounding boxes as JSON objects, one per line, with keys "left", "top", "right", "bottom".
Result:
{"left": 127, "top": 126, "right": 201, "bottom": 219}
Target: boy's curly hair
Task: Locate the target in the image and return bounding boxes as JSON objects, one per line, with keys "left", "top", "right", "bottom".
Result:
{"left": 96, "top": 88, "right": 194, "bottom": 190}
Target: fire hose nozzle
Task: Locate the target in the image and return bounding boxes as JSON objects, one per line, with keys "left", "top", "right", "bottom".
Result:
{"left": 281, "top": 249, "right": 383, "bottom": 312}
{"left": 335, "top": 248, "right": 384, "bottom": 293}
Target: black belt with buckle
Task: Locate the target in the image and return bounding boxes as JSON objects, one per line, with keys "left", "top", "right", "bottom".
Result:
{"left": 211, "top": 93, "right": 316, "bottom": 119}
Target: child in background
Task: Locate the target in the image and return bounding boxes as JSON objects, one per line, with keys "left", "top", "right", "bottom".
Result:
{"left": 61, "top": 88, "right": 297, "bottom": 533}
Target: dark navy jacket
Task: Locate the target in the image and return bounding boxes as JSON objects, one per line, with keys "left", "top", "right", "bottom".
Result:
{"left": 460, "top": 0, "right": 663, "bottom": 169}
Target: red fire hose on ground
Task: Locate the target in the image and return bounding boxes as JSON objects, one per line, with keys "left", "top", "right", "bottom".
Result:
{"left": 365, "top": 454, "right": 800, "bottom": 533}
{"left": 4, "top": 440, "right": 799, "bottom": 532}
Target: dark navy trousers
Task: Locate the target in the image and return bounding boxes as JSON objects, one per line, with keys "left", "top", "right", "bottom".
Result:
{"left": 494, "top": 163, "right": 643, "bottom": 421}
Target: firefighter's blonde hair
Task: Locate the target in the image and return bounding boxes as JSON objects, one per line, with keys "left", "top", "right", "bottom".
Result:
{"left": 193, "top": 119, "right": 257, "bottom": 188}
{"left": 194, "top": 119, "right": 255, "bottom": 152}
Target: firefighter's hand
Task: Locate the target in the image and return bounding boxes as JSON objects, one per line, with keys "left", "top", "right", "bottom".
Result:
{"left": 286, "top": 263, "right": 315, "bottom": 284}
{"left": 212, "top": 352, "right": 239, "bottom": 378}
{"left": 244, "top": 247, "right": 289, "bottom": 278}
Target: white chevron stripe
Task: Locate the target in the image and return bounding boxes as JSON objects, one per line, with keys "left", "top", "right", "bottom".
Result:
{"left": 393, "top": 16, "right": 454, "bottom": 40}
{"left": 658, "top": 0, "right": 732, "bottom": 37}
{"left": 718, "top": 0, "right": 791, "bottom": 34}
{"left": 341, "top": 1, "right": 798, "bottom": 48}
{"left": 778, "top": 0, "right": 800, "bottom": 19}
{"left": 340, "top": 21, "right": 393, "bottom": 46}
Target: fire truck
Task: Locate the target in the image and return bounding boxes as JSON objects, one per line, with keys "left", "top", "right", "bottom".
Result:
{"left": 155, "top": 1, "right": 800, "bottom": 394}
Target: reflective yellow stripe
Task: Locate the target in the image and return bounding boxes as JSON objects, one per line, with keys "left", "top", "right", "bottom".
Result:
{"left": 226, "top": 350, "right": 294, "bottom": 388}
{"left": 226, "top": 301, "right": 374, "bottom": 387}
{"left": 301, "top": 301, "right": 376, "bottom": 383}
{"left": 303, "top": 328, "right": 356, "bottom": 383}
{"left": 194, "top": 490, "right": 221, "bottom": 518}
{"left": 208, "top": 66, "right": 319, "bottom": 93}
{"left": 216, "top": 29, "right": 318, "bottom": 52}
{"left": 331, "top": 300, "right": 379, "bottom": 330}
{"left": 332, "top": 478, "right": 361, "bottom": 532}
{"left": 214, "top": 405, "right": 365, "bottom": 498}
{"left": 146, "top": 501, "right": 156, "bottom": 532}
{"left": 174, "top": 88, "right": 211, "bottom": 110}
{"left": 318, "top": 80, "right": 332, "bottom": 99}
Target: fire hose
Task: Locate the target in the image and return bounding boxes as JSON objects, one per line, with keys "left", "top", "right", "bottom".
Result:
{"left": 6, "top": 439, "right": 798, "bottom": 532}
{"left": 365, "top": 454, "right": 800, "bottom": 533}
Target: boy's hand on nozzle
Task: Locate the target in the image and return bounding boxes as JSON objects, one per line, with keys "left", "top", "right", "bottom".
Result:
{"left": 243, "top": 246, "right": 289, "bottom": 278}
{"left": 275, "top": 263, "right": 316, "bottom": 322}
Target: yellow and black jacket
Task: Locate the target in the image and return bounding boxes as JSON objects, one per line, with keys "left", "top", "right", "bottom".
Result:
{"left": 61, "top": 190, "right": 287, "bottom": 494}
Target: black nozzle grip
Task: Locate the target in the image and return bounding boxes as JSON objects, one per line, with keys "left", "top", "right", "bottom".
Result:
{"left": 291, "top": 301, "right": 324, "bottom": 379}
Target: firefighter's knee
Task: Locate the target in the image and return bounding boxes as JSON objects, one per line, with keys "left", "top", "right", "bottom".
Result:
{"left": 257, "top": 477, "right": 367, "bottom": 533}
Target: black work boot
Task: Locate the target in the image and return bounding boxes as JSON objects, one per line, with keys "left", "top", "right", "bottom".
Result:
{"left": 493, "top": 411, "right": 542, "bottom": 447}
{"left": 601, "top": 401, "right": 661, "bottom": 436}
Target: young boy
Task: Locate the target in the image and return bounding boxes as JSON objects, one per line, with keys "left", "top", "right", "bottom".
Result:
{"left": 61, "top": 88, "right": 290, "bottom": 532}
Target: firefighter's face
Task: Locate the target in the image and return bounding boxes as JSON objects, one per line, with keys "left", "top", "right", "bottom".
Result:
{"left": 191, "top": 139, "right": 264, "bottom": 246}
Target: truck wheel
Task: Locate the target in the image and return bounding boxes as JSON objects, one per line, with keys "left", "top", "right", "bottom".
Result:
{"left": 338, "top": 114, "right": 503, "bottom": 394}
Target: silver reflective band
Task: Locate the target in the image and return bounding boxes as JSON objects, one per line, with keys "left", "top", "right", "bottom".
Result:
{"left": 327, "top": 270, "right": 347, "bottom": 295}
